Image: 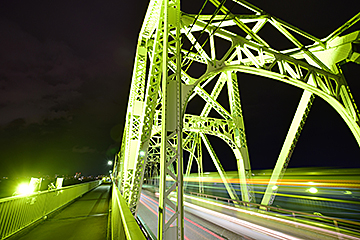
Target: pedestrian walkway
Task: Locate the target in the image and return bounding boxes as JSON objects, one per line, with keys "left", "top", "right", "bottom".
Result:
{"left": 16, "top": 185, "right": 111, "bottom": 240}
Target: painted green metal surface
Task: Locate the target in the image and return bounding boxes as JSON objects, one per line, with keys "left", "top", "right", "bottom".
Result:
{"left": 114, "top": 0, "right": 360, "bottom": 238}
{"left": 112, "top": 183, "right": 146, "bottom": 240}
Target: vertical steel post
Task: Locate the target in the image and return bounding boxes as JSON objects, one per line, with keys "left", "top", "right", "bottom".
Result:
{"left": 158, "top": 0, "right": 183, "bottom": 239}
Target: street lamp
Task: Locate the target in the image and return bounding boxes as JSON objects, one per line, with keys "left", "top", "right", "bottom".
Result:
{"left": 108, "top": 160, "right": 113, "bottom": 166}
{"left": 17, "top": 183, "right": 35, "bottom": 195}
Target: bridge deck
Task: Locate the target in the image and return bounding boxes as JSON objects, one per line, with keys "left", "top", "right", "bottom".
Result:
{"left": 16, "top": 184, "right": 111, "bottom": 240}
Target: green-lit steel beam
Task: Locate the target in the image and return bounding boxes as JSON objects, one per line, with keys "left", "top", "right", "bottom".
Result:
{"left": 123, "top": 0, "right": 164, "bottom": 213}
{"left": 183, "top": 132, "right": 204, "bottom": 193}
{"left": 157, "top": 0, "right": 184, "bottom": 239}
{"left": 226, "top": 71, "right": 253, "bottom": 202}
{"left": 261, "top": 76, "right": 316, "bottom": 206}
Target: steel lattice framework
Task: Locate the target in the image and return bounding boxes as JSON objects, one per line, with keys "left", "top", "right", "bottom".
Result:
{"left": 114, "top": 0, "right": 360, "bottom": 239}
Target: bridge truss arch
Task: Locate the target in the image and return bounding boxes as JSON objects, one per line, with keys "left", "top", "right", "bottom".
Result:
{"left": 114, "top": 0, "right": 360, "bottom": 238}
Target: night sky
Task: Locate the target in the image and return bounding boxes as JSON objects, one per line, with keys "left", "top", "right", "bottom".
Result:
{"left": 0, "top": 0, "right": 359, "bottom": 178}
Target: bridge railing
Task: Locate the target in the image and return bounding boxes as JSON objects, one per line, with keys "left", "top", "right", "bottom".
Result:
{"left": 110, "top": 183, "right": 146, "bottom": 240}
{"left": 0, "top": 180, "right": 101, "bottom": 240}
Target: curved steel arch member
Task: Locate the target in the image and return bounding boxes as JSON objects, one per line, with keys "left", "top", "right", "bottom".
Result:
{"left": 114, "top": 0, "right": 360, "bottom": 238}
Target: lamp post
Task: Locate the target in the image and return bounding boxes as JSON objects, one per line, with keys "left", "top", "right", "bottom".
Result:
{"left": 107, "top": 160, "right": 114, "bottom": 181}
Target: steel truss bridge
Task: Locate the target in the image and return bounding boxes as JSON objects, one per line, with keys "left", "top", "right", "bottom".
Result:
{"left": 112, "top": 0, "right": 360, "bottom": 239}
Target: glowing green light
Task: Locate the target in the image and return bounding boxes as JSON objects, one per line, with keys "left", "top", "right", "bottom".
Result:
{"left": 107, "top": 160, "right": 113, "bottom": 165}
{"left": 272, "top": 185, "right": 278, "bottom": 190}
{"left": 308, "top": 187, "right": 318, "bottom": 194}
{"left": 139, "top": 150, "right": 146, "bottom": 157}
{"left": 17, "top": 183, "right": 35, "bottom": 195}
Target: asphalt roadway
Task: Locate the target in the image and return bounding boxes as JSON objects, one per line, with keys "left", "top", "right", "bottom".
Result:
{"left": 15, "top": 185, "right": 111, "bottom": 240}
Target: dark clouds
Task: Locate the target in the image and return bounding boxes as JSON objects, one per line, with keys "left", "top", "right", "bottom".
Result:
{"left": 0, "top": 0, "right": 143, "bottom": 177}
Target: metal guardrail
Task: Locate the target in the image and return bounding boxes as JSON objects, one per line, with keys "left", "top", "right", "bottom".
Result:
{"left": 110, "top": 183, "right": 145, "bottom": 240}
{"left": 0, "top": 180, "right": 101, "bottom": 240}
{"left": 187, "top": 191, "right": 360, "bottom": 236}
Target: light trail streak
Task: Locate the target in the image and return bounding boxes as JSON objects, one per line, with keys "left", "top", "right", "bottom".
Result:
{"left": 182, "top": 199, "right": 302, "bottom": 240}
{"left": 250, "top": 190, "right": 360, "bottom": 205}
{"left": 180, "top": 214, "right": 226, "bottom": 240}
{"left": 184, "top": 195, "right": 360, "bottom": 240}
{"left": 141, "top": 194, "right": 225, "bottom": 240}
{"left": 140, "top": 199, "right": 158, "bottom": 216}
{"left": 184, "top": 175, "right": 360, "bottom": 188}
